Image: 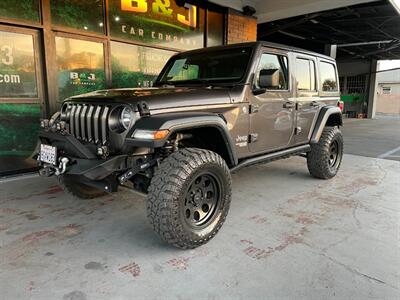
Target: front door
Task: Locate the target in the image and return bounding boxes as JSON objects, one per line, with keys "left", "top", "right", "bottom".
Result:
{"left": 249, "top": 51, "right": 295, "bottom": 154}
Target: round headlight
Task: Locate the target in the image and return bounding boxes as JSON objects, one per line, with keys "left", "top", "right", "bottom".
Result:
{"left": 120, "top": 107, "right": 134, "bottom": 130}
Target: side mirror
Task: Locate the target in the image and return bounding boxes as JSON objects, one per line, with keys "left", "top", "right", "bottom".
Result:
{"left": 259, "top": 69, "right": 280, "bottom": 89}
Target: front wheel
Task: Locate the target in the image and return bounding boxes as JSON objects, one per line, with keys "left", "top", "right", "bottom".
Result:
{"left": 307, "top": 126, "right": 343, "bottom": 179}
{"left": 147, "top": 148, "right": 232, "bottom": 249}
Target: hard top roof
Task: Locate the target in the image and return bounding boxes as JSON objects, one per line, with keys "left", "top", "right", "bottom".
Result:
{"left": 178, "top": 41, "right": 336, "bottom": 61}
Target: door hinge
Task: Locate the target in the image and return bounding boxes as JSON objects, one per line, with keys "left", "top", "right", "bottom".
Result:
{"left": 249, "top": 133, "right": 258, "bottom": 143}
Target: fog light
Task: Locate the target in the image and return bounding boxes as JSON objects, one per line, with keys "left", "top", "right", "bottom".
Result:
{"left": 59, "top": 121, "right": 66, "bottom": 131}
{"left": 40, "top": 119, "right": 49, "bottom": 129}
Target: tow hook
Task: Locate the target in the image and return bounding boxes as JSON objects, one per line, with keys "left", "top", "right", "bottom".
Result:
{"left": 56, "top": 157, "right": 70, "bottom": 175}
{"left": 39, "top": 157, "right": 70, "bottom": 177}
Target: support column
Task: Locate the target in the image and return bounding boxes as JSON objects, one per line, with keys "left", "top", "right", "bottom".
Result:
{"left": 324, "top": 44, "right": 337, "bottom": 59}
{"left": 367, "top": 59, "right": 379, "bottom": 119}
{"left": 226, "top": 9, "right": 257, "bottom": 44}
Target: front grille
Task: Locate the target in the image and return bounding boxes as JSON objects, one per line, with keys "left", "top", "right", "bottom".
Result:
{"left": 65, "top": 104, "right": 110, "bottom": 144}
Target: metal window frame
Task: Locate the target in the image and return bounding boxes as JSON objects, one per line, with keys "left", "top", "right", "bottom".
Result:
{"left": 0, "top": 24, "right": 46, "bottom": 113}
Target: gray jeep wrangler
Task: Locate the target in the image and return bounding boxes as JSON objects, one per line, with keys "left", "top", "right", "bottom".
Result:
{"left": 37, "top": 42, "right": 343, "bottom": 249}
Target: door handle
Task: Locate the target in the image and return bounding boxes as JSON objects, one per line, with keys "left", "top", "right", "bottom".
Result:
{"left": 310, "top": 101, "right": 320, "bottom": 107}
{"left": 283, "top": 102, "right": 295, "bottom": 109}
{"left": 250, "top": 104, "right": 259, "bottom": 114}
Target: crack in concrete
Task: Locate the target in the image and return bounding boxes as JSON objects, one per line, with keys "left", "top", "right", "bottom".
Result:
{"left": 319, "top": 252, "right": 396, "bottom": 288}
{"left": 305, "top": 244, "right": 399, "bottom": 290}
{"left": 321, "top": 233, "right": 354, "bottom": 253}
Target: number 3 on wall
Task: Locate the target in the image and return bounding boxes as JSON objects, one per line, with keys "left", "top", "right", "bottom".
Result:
{"left": 1, "top": 45, "right": 14, "bottom": 66}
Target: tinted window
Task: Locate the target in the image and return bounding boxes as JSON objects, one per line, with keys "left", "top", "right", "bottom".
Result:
{"left": 0, "top": 30, "right": 38, "bottom": 98}
{"left": 51, "top": 0, "right": 105, "bottom": 34}
{"left": 296, "top": 58, "right": 315, "bottom": 91}
{"left": 56, "top": 37, "right": 106, "bottom": 101}
{"left": 158, "top": 47, "right": 252, "bottom": 84}
{"left": 111, "top": 41, "right": 175, "bottom": 88}
{"left": 0, "top": 0, "right": 40, "bottom": 23}
{"left": 255, "top": 53, "right": 288, "bottom": 90}
{"left": 320, "top": 61, "right": 338, "bottom": 91}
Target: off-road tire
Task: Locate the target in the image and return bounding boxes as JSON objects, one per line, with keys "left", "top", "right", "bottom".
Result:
{"left": 147, "top": 148, "right": 232, "bottom": 249}
{"left": 307, "top": 126, "right": 343, "bottom": 179}
{"left": 58, "top": 175, "right": 106, "bottom": 199}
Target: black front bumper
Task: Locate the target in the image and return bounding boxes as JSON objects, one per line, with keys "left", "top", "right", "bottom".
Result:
{"left": 66, "top": 155, "right": 128, "bottom": 180}
{"left": 38, "top": 130, "right": 129, "bottom": 180}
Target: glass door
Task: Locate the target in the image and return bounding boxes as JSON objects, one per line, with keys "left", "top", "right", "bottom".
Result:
{"left": 0, "top": 25, "right": 44, "bottom": 175}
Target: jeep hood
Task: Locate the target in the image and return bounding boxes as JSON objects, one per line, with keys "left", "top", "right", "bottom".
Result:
{"left": 66, "top": 87, "right": 232, "bottom": 111}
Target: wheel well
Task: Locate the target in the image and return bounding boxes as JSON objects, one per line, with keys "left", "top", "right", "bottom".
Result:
{"left": 326, "top": 113, "right": 343, "bottom": 127}
{"left": 175, "top": 127, "right": 235, "bottom": 167}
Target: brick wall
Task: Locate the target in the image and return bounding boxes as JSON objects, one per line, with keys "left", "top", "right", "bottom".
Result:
{"left": 226, "top": 10, "right": 257, "bottom": 44}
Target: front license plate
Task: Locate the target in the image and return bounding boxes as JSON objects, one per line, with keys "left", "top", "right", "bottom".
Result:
{"left": 40, "top": 144, "right": 57, "bottom": 165}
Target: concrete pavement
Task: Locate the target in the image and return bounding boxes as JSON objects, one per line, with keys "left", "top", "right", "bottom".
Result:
{"left": 0, "top": 154, "right": 399, "bottom": 299}
{"left": 342, "top": 118, "right": 400, "bottom": 161}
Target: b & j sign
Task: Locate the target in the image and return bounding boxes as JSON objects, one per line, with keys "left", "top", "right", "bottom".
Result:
{"left": 109, "top": 0, "right": 204, "bottom": 50}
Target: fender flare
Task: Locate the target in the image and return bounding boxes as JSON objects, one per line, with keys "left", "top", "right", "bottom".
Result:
{"left": 310, "top": 106, "right": 342, "bottom": 144}
{"left": 126, "top": 112, "right": 238, "bottom": 166}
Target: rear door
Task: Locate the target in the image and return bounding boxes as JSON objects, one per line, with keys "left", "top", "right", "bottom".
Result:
{"left": 293, "top": 54, "right": 320, "bottom": 144}
{"left": 318, "top": 58, "right": 341, "bottom": 107}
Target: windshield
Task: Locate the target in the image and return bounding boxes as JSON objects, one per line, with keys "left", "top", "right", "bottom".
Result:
{"left": 156, "top": 46, "right": 253, "bottom": 86}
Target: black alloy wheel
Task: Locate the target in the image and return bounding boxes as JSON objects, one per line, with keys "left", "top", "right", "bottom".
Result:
{"left": 184, "top": 173, "right": 221, "bottom": 228}
{"left": 328, "top": 140, "right": 340, "bottom": 168}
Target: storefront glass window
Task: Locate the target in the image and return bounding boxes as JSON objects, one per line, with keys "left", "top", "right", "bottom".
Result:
{"left": 0, "top": 30, "right": 38, "bottom": 98}
{"left": 56, "top": 37, "right": 106, "bottom": 101}
{"left": 207, "top": 11, "right": 224, "bottom": 47}
{"left": 0, "top": 103, "right": 40, "bottom": 158}
{"left": 109, "top": 0, "right": 205, "bottom": 50}
{"left": 51, "top": 0, "right": 105, "bottom": 34}
{"left": 111, "top": 41, "right": 175, "bottom": 88}
{"left": 0, "top": 0, "right": 40, "bottom": 23}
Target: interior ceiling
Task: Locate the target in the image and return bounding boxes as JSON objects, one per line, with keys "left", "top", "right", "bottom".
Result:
{"left": 257, "top": 0, "right": 400, "bottom": 60}
{"left": 209, "top": 0, "right": 377, "bottom": 23}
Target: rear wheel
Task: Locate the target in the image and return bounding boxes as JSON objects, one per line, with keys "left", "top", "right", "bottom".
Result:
{"left": 307, "top": 126, "right": 343, "bottom": 179}
{"left": 58, "top": 175, "right": 106, "bottom": 199}
{"left": 147, "top": 148, "right": 232, "bottom": 249}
